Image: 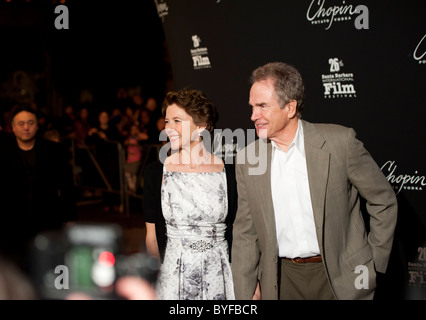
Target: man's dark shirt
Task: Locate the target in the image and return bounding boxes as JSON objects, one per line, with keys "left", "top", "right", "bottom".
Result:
{"left": 0, "top": 133, "right": 76, "bottom": 268}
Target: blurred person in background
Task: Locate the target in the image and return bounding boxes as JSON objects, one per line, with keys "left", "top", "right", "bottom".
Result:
{"left": 145, "top": 96, "right": 161, "bottom": 125}
{"left": 0, "top": 255, "right": 36, "bottom": 300}
{"left": 138, "top": 108, "right": 159, "bottom": 144}
{"left": 58, "top": 104, "right": 76, "bottom": 139}
{"left": 0, "top": 104, "right": 76, "bottom": 274}
{"left": 87, "top": 110, "right": 121, "bottom": 145}
{"left": 86, "top": 110, "right": 122, "bottom": 212}
{"left": 73, "top": 106, "right": 91, "bottom": 147}
{"left": 124, "top": 124, "right": 148, "bottom": 192}
{"left": 116, "top": 106, "right": 135, "bottom": 141}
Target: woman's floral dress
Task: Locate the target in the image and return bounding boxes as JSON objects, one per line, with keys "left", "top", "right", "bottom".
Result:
{"left": 156, "top": 166, "right": 235, "bottom": 300}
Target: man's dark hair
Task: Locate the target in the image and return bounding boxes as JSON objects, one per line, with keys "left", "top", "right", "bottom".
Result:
{"left": 9, "top": 103, "right": 37, "bottom": 124}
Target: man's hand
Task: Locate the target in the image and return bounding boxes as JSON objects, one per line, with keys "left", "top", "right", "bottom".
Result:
{"left": 252, "top": 281, "right": 261, "bottom": 300}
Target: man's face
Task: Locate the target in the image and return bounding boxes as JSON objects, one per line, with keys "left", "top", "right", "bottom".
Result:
{"left": 249, "top": 79, "right": 289, "bottom": 141}
{"left": 11, "top": 111, "right": 38, "bottom": 144}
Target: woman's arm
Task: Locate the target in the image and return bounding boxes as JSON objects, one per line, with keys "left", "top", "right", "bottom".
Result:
{"left": 145, "top": 222, "right": 160, "bottom": 259}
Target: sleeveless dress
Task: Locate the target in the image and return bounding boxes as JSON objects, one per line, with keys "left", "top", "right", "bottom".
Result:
{"left": 156, "top": 166, "right": 235, "bottom": 300}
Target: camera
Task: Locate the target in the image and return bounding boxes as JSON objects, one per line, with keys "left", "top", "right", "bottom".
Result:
{"left": 29, "top": 222, "right": 159, "bottom": 300}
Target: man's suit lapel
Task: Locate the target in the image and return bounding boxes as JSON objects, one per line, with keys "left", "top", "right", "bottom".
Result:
{"left": 302, "top": 120, "right": 330, "bottom": 248}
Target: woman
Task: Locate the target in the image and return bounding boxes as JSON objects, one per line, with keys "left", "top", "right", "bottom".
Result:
{"left": 144, "top": 89, "right": 237, "bottom": 300}
{"left": 86, "top": 110, "right": 121, "bottom": 211}
{"left": 87, "top": 110, "right": 121, "bottom": 144}
{"left": 73, "top": 106, "right": 90, "bottom": 147}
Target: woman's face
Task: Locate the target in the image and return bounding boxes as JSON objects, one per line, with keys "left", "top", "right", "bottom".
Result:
{"left": 98, "top": 111, "right": 109, "bottom": 126}
{"left": 164, "top": 103, "right": 200, "bottom": 151}
{"left": 140, "top": 110, "right": 150, "bottom": 125}
{"left": 80, "top": 108, "right": 89, "bottom": 120}
{"left": 130, "top": 125, "right": 139, "bottom": 136}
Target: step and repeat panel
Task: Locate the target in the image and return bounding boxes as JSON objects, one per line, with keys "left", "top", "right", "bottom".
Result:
{"left": 155, "top": 0, "right": 426, "bottom": 299}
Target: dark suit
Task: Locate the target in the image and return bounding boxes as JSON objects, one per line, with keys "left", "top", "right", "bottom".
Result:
{"left": 231, "top": 120, "right": 398, "bottom": 300}
{"left": 0, "top": 134, "right": 76, "bottom": 268}
{"left": 143, "top": 160, "right": 238, "bottom": 262}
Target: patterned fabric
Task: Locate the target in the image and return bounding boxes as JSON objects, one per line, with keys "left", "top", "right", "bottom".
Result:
{"left": 156, "top": 166, "right": 235, "bottom": 300}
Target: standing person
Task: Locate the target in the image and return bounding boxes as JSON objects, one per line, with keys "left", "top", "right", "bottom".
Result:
{"left": 138, "top": 108, "right": 159, "bottom": 144}
{"left": 87, "top": 110, "right": 121, "bottom": 144}
{"left": 124, "top": 124, "right": 147, "bottom": 192}
{"left": 231, "top": 62, "right": 398, "bottom": 300}
{"left": 73, "top": 106, "right": 91, "bottom": 147}
{"left": 86, "top": 110, "right": 122, "bottom": 212}
{"left": 143, "top": 89, "right": 237, "bottom": 300}
{"left": 0, "top": 104, "right": 76, "bottom": 271}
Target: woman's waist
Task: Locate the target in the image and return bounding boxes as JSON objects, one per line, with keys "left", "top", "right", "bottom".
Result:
{"left": 166, "top": 222, "right": 227, "bottom": 234}
{"left": 166, "top": 223, "right": 227, "bottom": 252}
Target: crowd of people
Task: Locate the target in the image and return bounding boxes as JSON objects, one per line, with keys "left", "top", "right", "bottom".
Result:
{"left": 1, "top": 87, "right": 166, "bottom": 196}
{"left": 59, "top": 91, "right": 164, "bottom": 149}
{"left": 0, "top": 87, "right": 166, "bottom": 300}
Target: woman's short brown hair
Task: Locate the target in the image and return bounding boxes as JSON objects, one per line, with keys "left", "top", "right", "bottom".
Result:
{"left": 162, "top": 89, "right": 217, "bottom": 132}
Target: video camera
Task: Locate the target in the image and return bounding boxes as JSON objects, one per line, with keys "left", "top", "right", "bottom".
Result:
{"left": 29, "top": 222, "right": 159, "bottom": 300}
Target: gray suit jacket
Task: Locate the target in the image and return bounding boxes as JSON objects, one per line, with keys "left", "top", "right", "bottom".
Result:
{"left": 231, "top": 120, "right": 398, "bottom": 300}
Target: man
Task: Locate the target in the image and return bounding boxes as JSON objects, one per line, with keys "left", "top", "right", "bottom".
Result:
{"left": 0, "top": 104, "right": 76, "bottom": 270}
{"left": 231, "top": 62, "right": 398, "bottom": 300}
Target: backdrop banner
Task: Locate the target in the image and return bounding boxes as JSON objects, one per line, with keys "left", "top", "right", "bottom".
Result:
{"left": 155, "top": 0, "right": 426, "bottom": 299}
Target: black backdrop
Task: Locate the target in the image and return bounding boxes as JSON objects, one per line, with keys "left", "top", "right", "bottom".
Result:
{"left": 155, "top": 0, "right": 426, "bottom": 299}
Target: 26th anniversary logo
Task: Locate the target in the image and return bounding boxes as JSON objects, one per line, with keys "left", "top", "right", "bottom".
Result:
{"left": 322, "top": 57, "right": 357, "bottom": 99}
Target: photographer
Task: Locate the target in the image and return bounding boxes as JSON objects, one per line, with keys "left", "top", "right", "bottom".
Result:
{"left": 30, "top": 223, "right": 158, "bottom": 300}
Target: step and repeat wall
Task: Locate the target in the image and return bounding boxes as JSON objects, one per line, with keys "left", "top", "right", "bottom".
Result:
{"left": 155, "top": 0, "right": 426, "bottom": 299}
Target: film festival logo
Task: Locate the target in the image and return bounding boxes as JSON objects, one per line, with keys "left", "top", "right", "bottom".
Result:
{"left": 322, "top": 58, "right": 357, "bottom": 99}
{"left": 154, "top": 0, "right": 169, "bottom": 22}
{"left": 190, "top": 35, "right": 212, "bottom": 70}
{"left": 407, "top": 247, "right": 426, "bottom": 288}
{"left": 306, "top": 0, "right": 369, "bottom": 30}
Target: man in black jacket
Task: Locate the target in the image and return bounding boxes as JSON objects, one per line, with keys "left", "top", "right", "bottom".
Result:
{"left": 0, "top": 104, "right": 76, "bottom": 271}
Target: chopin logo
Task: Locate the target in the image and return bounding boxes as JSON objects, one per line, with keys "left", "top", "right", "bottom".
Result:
{"left": 190, "top": 35, "right": 212, "bottom": 70}
{"left": 413, "top": 34, "right": 426, "bottom": 65}
{"left": 154, "top": 0, "right": 169, "bottom": 22}
{"left": 307, "top": 0, "right": 369, "bottom": 30}
{"left": 381, "top": 161, "right": 426, "bottom": 195}
{"left": 322, "top": 58, "right": 356, "bottom": 98}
